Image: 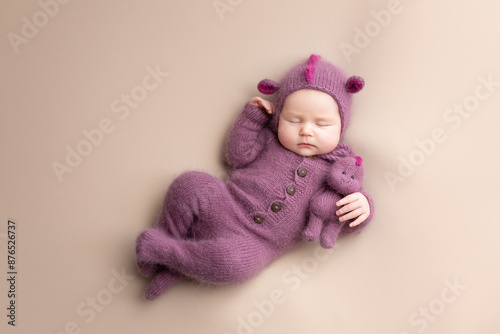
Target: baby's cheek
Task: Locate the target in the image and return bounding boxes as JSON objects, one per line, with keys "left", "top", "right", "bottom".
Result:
{"left": 319, "top": 138, "right": 340, "bottom": 154}
{"left": 321, "top": 130, "right": 340, "bottom": 149}
{"left": 277, "top": 125, "right": 294, "bottom": 147}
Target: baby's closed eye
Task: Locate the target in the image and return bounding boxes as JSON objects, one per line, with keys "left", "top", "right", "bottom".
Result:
{"left": 287, "top": 117, "right": 301, "bottom": 123}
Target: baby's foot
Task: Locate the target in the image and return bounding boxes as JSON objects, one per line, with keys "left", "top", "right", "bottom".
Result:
{"left": 137, "top": 261, "right": 160, "bottom": 278}
{"left": 145, "top": 269, "right": 181, "bottom": 300}
{"left": 136, "top": 228, "right": 167, "bottom": 275}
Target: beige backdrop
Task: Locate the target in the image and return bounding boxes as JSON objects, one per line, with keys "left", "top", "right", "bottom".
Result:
{"left": 2, "top": 0, "right": 500, "bottom": 333}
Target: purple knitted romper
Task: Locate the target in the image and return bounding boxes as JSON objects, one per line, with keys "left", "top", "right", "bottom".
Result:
{"left": 136, "top": 55, "right": 374, "bottom": 300}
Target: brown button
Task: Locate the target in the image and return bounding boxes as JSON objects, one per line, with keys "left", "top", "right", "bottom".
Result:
{"left": 306, "top": 156, "right": 315, "bottom": 160}
{"left": 253, "top": 214, "right": 265, "bottom": 224}
{"left": 297, "top": 167, "right": 307, "bottom": 177}
{"left": 271, "top": 202, "right": 282, "bottom": 213}
{"left": 286, "top": 185, "right": 296, "bottom": 196}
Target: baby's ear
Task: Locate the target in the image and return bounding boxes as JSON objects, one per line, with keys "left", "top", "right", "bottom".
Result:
{"left": 258, "top": 79, "right": 279, "bottom": 95}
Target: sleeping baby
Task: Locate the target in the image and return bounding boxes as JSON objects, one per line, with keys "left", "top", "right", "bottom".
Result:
{"left": 136, "top": 54, "right": 374, "bottom": 300}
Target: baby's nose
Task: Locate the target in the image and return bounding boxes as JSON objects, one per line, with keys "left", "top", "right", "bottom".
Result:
{"left": 300, "top": 125, "right": 313, "bottom": 136}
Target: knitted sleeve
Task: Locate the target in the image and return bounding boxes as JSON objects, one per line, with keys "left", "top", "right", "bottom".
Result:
{"left": 225, "top": 102, "right": 272, "bottom": 168}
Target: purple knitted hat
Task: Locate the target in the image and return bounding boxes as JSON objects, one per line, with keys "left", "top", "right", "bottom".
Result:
{"left": 257, "top": 54, "right": 364, "bottom": 135}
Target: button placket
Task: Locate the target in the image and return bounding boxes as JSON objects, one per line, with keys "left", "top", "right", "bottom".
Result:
{"left": 297, "top": 167, "right": 307, "bottom": 178}
{"left": 253, "top": 214, "right": 265, "bottom": 224}
{"left": 253, "top": 156, "right": 319, "bottom": 225}
{"left": 271, "top": 202, "right": 282, "bottom": 213}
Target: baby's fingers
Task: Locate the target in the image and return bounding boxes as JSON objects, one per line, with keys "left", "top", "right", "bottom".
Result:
{"left": 249, "top": 97, "right": 274, "bottom": 114}
{"left": 338, "top": 207, "right": 364, "bottom": 223}
{"left": 336, "top": 192, "right": 361, "bottom": 207}
{"left": 335, "top": 198, "right": 361, "bottom": 216}
{"left": 348, "top": 213, "right": 369, "bottom": 227}
{"left": 260, "top": 99, "right": 274, "bottom": 114}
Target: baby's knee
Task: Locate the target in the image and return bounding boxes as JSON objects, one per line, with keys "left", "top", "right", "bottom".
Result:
{"left": 167, "top": 171, "right": 223, "bottom": 198}
{"left": 164, "top": 172, "right": 208, "bottom": 209}
{"left": 170, "top": 171, "right": 207, "bottom": 191}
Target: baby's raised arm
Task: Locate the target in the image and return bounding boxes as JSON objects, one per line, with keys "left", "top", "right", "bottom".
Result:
{"left": 225, "top": 98, "right": 274, "bottom": 168}
{"left": 248, "top": 96, "right": 274, "bottom": 115}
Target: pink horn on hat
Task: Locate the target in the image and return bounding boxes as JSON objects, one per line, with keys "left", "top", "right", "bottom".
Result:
{"left": 305, "top": 54, "right": 321, "bottom": 83}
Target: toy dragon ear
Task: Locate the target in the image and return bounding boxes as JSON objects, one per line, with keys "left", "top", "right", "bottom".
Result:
{"left": 257, "top": 79, "right": 279, "bottom": 95}
{"left": 355, "top": 156, "right": 363, "bottom": 166}
{"left": 346, "top": 76, "right": 365, "bottom": 94}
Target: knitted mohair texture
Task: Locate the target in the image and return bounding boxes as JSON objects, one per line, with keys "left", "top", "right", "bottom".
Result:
{"left": 303, "top": 155, "right": 365, "bottom": 248}
{"left": 136, "top": 100, "right": 374, "bottom": 299}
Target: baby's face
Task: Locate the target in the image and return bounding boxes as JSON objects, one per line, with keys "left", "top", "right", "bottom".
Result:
{"left": 278, "top": 89, "right": 341, "bottom": 156}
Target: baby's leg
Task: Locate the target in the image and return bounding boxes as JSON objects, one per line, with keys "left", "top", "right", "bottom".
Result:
{"left": 137, "top": 171, "right": 233, "bottom": 276}
{"left": 157, "top": 171, "right": 232, "bottom": 238}
{"left": 137, "top": 228, "right": 274, "bottom": 285}
{"left": 144, "top": 268, "right": 181, "bottom": 300}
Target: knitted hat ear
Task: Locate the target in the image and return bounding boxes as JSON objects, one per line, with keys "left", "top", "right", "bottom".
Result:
{"left": 346, "top": 76, "right": 365, "bottom": 93}
{"left": 258, "top": 79, "right": 279, "bottom": 95}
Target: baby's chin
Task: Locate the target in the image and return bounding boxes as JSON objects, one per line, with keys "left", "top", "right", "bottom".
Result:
{"left": 292, "top": 146, "right": 335, "bottom": 157}
{"left": 293, "top": 148, "right": 321, "bottom": 156}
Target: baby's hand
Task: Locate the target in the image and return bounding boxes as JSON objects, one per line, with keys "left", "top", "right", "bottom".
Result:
{"left": 336, "top": 192, "right": 370, "bottom": 227}
{"left": 249, "top": 96, "right": 274, "bottom": 115}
